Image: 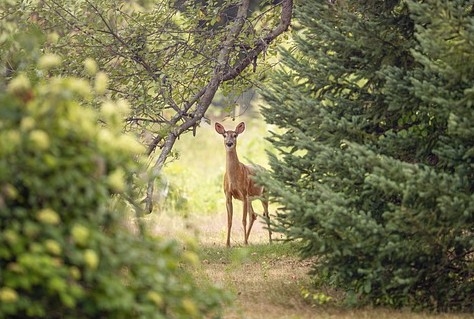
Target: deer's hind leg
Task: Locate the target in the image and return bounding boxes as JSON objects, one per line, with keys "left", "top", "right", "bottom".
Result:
{"left": 245, "top": 200, "right": 257, "bottom": 244}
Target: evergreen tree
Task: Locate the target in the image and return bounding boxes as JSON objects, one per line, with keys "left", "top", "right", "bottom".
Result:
{"left": 260, "top": 0, "right": 473, "bottom": 311}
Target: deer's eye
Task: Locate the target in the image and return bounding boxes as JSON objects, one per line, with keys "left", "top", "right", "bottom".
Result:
{"left": 233, "top": 134, "right": 237, "bottom": 138}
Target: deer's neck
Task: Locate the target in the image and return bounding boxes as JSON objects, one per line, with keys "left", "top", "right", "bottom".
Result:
{"left": 225, "top": 148, "right": 243, "bottom": 180}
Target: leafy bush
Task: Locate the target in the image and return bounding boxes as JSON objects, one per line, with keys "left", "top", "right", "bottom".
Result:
{"left": 0, "top": 55, "right": 229, "bottom": 317}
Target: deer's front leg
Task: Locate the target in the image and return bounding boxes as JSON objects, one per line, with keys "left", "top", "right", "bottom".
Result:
{"left": 242, "top": 196, "right": 248, "bottom": 245}
{"left": 226, "top": 194, "right": 233, "bottom": 247}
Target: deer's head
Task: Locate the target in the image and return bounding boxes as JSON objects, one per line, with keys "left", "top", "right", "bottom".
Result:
{"left": 215, "top": 122, "right": 245, "bottom": 150}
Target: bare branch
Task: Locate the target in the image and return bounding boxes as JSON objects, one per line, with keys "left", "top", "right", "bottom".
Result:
{"left": 35, "top": 0, "right": 293, "bottom": 214}
{"left": 223, "top": 0, "right": 293, "bottom": 81}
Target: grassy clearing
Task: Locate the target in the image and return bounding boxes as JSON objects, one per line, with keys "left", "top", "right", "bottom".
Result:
{"left": 145, "top": 113, "right": 473, "bottom": 319}
{"left": 194, "top": 241, "right": 474, "bottom": 319}
{"left": 143, "top": 209, "right": 474, "bottom": 319}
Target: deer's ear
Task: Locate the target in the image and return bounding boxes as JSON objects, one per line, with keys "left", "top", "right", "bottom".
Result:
{"left": 215, "top": 122, "right": 226, "bottom": 135}
{"left": 235, "top": 122, "right": 245, "bottom": 134}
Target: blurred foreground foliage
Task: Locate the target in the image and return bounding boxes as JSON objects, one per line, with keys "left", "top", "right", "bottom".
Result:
{"left": 0, "top": 28, "right": 229, "bottom": 319}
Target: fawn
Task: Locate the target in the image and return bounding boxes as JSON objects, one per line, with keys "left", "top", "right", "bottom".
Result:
{"left": 215, "top": 121, "right": 272, "bottom": 247}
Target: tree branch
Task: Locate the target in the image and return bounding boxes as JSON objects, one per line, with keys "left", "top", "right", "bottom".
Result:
{"left": 223, "top": 0, "right": 293, "bottom": 81}
{"left": 144, "top": 0, "right": 293, "bottom": 213}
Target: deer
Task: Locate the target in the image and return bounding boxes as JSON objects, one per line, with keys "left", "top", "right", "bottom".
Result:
{"left": 215, "top": 121, "right": 272, "bottom": 247}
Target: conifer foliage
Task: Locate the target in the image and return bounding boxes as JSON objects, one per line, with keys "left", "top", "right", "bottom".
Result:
{"left": 260, "top": 0, "right": 473, "bottom": 311}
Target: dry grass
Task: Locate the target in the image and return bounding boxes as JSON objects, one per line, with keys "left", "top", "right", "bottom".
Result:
{"left": 200, "top": 244, "right": 473, "bottom": 319}
{"left": 145, "top": 200, "right": 282, "bottom": 246}
{"left": 141, "top": 213, "right": 474, "bottom": 319}
{"left": 202, "top": 252, "right": 314, "bottom": 319}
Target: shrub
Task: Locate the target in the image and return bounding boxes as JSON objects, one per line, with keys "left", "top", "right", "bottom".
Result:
{"left": 0, "top": 59, "right": 229, "bottom": 318}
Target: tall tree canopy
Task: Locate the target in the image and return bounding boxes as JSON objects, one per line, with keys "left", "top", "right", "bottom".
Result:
{"left": 2, "top": 0, "right": 293, "bottom": 213}
{"left": 260, "top": 0, "right": 473, "bottom": 311}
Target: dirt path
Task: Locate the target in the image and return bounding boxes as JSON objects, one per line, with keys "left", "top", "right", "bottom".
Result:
{"left": 144, "top": 213, "right": 474, "bottom": 319}
{"left": 204, "top": 256, "right": 315, "bottom": 319}
{"left": 146, "top": 212, "right": 317, "bottom": 317}
{"left": 148, "top": 211, "right": 279, "bottom": 246}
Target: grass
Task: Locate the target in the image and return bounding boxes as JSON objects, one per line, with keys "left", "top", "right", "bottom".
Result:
{"left": 199, "top": 241, "right": 301, "bottom": 264}
{"left": 194, "top": 241, "right": 474, "bottom": 319}
{"left": 196, "top": 242, "right": 314, "bottom": 319}
{"left": 141, "top": 207, "right": 474, "bottom": 319}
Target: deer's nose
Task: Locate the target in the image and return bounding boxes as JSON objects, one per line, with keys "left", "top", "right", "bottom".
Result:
{"left": 226, "top": 142, "right": 234, "bottom": 147}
